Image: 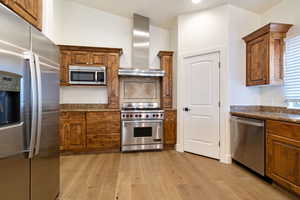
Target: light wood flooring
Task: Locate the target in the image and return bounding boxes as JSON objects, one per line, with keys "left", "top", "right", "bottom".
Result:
{"left": 60, "top": 151, "right": 298, "bottom": 200}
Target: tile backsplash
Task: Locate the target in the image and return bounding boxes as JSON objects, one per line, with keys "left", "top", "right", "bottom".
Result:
{"left": 120, "top": 77, "right": 161, "bottom": 104}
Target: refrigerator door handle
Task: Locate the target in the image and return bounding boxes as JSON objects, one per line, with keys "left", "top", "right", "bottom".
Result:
{"left": 34, "top": 54, "right": 42, "bottom": 156}
{"left": 24, "top": 52, "right": 38, "bottom": 159}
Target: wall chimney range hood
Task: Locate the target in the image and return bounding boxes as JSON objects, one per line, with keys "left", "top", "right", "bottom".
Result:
{"left": 118, "top": 14, "right": 165, "bottom": 77}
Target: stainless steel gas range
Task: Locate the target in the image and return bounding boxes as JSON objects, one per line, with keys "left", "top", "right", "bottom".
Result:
{"left": 121, "top": 103, "right": 164, "bottom": 152}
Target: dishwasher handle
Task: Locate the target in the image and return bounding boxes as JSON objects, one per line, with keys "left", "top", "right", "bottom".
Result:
{"left": 232, "top": 117, "right": 264, "bottom": 127}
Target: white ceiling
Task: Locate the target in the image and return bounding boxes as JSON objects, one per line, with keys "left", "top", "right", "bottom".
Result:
{"left": 70, "top": 0, "right": 282, "bottom": 28}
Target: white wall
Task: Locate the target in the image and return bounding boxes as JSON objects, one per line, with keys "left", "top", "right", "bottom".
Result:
{"left": 260, "top": 0, "right": 300, "bottom": 106}
{"left": 52, "top": 0, "right": 171, "bottom": 104}
{"left": 176, "top": 5, "right": 263, "bottom": 163}
{"left": 177, "top": 5, "right": 231, "bottom": 163}
{"left": 170, "top": 20, "right": 178, "bottom": 108}
{"left": 228, "top": 5, "right": 261, "bottom": 105}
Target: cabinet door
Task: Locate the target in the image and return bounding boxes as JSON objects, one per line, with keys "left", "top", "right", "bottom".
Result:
{"left": 65, "top": 120, "right": 86, "bottom": 150}
{"left": 266, "top": 134, "right": 300, "bottom": 195}
{"left": 90, "top": 53, "right": 107, "bottom": 65}
{"left": 64, "top": 112, "right": 86, "bottom": 150}
{"left": 161, "top": 55, "right": 173, "bottom": 108}
{"left": 60, "top": 50, "right": 71, "bottom": 86}
{"left": 71, "top": 51, "right": 90, "bottom": 65}
{"left": 164, "top": 110, "right": 177, "bottom": 146}
{"left": 7, "top": 0, "right": 41, "bottom": 30}
{"left": 246, "top": 34, "right": 269, "bottom": 86}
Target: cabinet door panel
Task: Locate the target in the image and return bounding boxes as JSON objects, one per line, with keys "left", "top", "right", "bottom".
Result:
{"left": 66, "top": 120, "right": 86, "bottom": 150}
{"left": 7, "top": 0, "right": 41, "bottom": 29}
{"left": 90, "top": 53, "right": 107, "bottom": 65}
{"left": 246, "top": 34, "right": 269, "bottom": 86}
{"left": 161, "top": 55, "right": 173, "bottom": 108}
{"left": 60, "top": 50, "right": 71, "bottom": 86}
{"left": 267, "top": 134, "right": 300, "bottom": 195}
{"left": 164, "top": 110, "right": 177, "bottom": 145}
{"left": 71, "top": 51, "right": 90, "bottom": 65}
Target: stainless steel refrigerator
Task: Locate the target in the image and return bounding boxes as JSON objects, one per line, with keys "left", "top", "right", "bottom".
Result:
{"left": 0, "top": 4, "right": 60, "bottom": 200}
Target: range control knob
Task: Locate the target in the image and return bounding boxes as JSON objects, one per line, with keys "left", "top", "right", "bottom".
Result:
{"left": 146, "top": 115, "right": 149, "bottom": 118}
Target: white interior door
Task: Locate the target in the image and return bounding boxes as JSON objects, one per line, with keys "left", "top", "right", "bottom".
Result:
{"left": 183, "top": 52, "right": 220, "bottom": 159}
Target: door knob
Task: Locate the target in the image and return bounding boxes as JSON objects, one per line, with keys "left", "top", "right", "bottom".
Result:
{"left": 183, "top": 107, "right": 191, "bottom": 112}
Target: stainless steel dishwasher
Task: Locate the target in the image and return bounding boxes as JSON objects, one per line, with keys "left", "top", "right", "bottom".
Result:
{"left": 231, "top": 116, "right": 265, "bottom": 176}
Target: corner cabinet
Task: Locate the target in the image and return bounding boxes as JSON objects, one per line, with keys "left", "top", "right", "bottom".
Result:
{"left": 243, "top": 23, "right": 292, "bottom": 86}
{"left": 1, "top": 0, "right": 42, "bottom": 30}
{"left": 266, "top": 120, "right": 300, "bottom": 196}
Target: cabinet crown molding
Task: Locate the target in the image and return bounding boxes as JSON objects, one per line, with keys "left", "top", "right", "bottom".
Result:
{"left": 243, "top": 23, "right": 293, "bottom": 42}
{"left": 158, "top": 51, "right": 174, "bottom": 57}
{"left": 58, "top": 45, "right": 123, "bottom": 55}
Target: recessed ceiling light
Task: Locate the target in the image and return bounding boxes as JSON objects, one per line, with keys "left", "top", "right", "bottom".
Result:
{"left": 192, "top": 0, "right": 202, "bottom": 4}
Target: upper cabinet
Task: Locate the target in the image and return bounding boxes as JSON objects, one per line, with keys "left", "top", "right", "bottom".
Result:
{"left": 1, "top": 0, "right": 42, "bottom": 30}
{"left": 59, "top": 45, "right": 123, "bottom": 109}
{"left": 158, "top": 51, "right": 174, "bottom": 109}
{"left": 243, "top": 23, "right": 293, "bottom": 86}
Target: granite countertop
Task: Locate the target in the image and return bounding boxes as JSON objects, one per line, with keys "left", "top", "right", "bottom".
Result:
{"left": 60, "top": 108, "right": 121, "bottom": 112}
{"left": 231, "top": 108, "right": 300, "bottom": 124}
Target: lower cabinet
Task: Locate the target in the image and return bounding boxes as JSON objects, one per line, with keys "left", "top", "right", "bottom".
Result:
{"left": 59, "top": 112, "right": 86, "bottom": 151}
{"left": 266, "top": 120, "right": 300, "bottom": 196}
{"left": 59, "top": 111, "right": 120, "bottom": 152}
{"left": 164, "top": 110, "right": 177, "bottom": 148}
{"left": 86, "top": 112, "right": 120, "bottom": 151}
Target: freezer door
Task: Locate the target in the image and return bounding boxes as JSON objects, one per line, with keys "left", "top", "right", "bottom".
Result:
{"left": 0, "top": 40, "right": 32, "bottom": 200}
{"left": 31, "top": 55, "right": 60, "bottom": 200}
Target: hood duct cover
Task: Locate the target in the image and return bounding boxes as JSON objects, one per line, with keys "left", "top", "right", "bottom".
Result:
{"left": 119, "top": 14, "right": 165, "bottom": 77}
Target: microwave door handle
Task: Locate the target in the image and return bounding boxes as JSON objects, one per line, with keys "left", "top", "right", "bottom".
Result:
{"left": 24, "top": 52, "right": 38, "bottom": 159}
{"left": 34, "top": 54, "right": 43, "bottom": 156}
{"left": 95, "top": 71, "right": 98, "bottom": 83}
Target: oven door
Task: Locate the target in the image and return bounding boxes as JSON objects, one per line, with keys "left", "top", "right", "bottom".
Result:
{"left": 122, "top": 120, "right": 163, "bottom": 146}
{"left": 69, "top": 70, "right": 97, "bottom": 85}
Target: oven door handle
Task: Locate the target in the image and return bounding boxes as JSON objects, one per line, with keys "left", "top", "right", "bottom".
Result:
{"left": 122, "top": 120, "right": 163, "bottom": 124}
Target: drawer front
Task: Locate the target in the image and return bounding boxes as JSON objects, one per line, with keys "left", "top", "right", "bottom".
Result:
{"left": 60, "top": 112, "right": 69, "bottom": 120}
{"left": 86, "top": 112, "right": 120, "bottom": 135}
{"left": 87, "top": 135, "right": 120, "bottom": 150}
{"left": 266, "top": 120, "right": 300, "bottom": 141}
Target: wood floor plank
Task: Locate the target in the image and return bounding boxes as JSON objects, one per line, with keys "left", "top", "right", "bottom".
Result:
{"left": 60, "top": 151, "right": 297, "bottom": 200}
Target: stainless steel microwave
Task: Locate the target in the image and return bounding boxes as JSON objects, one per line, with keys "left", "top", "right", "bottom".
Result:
{"left": 69, "top": 66, "right": 106, "bottom": 85}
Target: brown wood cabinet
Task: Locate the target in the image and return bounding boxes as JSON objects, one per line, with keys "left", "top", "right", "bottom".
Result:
{"left": 59, "top": 45, "right": 122, "bottom": 109}
{"left": 1, "top": 0, "right": 42, "bottom": 30}
{"left": 86, "top": 112, "right": 120, "bottom": 151}
{"left": 243, "top": 23, "right": 292, "bottom": 86}
{"left": 164, "top": 110, "right": 177, "bottom": 148}
{"left": 59, "top": 112, "right": 86, "bottom": 151}
{"left": 59, "top": 111, "right": 121, "bottom": 152}
{"left": 158, "top": 51, "right": 174, "bottom": 108}
{"left": 266, "top": 120, "right": 300, "bottom": 196}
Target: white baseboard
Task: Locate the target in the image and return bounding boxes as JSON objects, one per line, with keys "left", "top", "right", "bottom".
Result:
{"left": 175, "top": 144, "right": 184, "bottom": 152}
{"left": 220, "top": 154, "right": 232, "bottom": 164}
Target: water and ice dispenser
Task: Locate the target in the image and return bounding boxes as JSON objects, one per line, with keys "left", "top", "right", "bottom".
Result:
{"left": 0, "top": 71, "right": 21, "bottom": 126}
